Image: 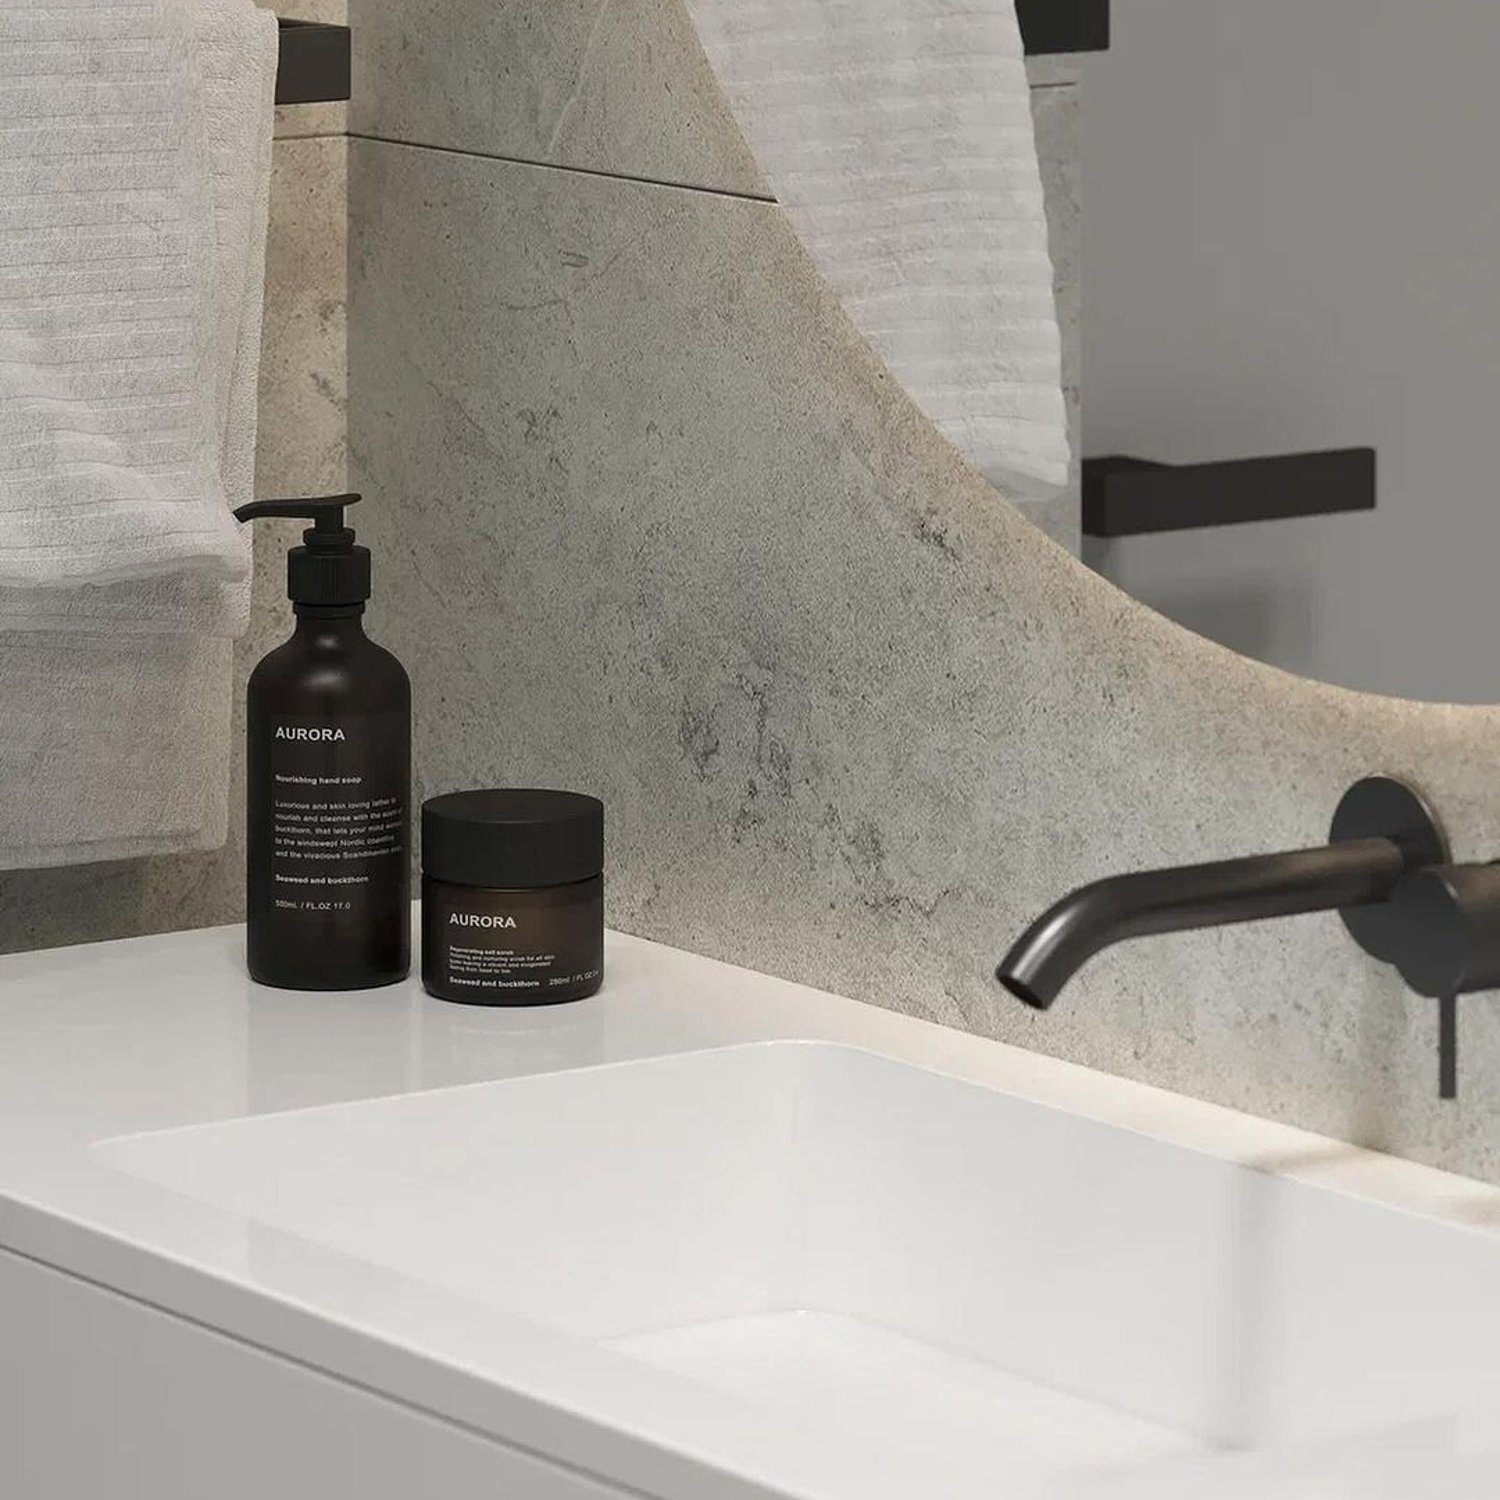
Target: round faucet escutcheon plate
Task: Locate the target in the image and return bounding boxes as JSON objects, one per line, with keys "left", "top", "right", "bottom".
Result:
{"left": 1329, "top": 775, "right": 1450, "bottom": 964}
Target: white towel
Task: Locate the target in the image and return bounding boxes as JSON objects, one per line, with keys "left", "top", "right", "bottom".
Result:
{"left": 0, "top": 0, "right": 277, "bottom": 870}
{"left": 683, "top": 0, "right": 1070, "bottom": 505}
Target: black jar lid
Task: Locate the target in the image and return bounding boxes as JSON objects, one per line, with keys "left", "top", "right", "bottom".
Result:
{"left": 422, "top": 789, "right": 604, "bottom": 889}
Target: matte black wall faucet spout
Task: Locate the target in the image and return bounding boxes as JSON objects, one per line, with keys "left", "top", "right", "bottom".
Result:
{"left": 999, "top": 839, "right": 1409, "bottom": 1011}
{"left": 996, "top": 777, "right": 1447, "bottom": 1011}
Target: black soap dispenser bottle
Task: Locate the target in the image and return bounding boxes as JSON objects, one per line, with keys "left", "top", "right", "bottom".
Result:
{"left": 233, "top": 495, "right": 411, "bottom": 989}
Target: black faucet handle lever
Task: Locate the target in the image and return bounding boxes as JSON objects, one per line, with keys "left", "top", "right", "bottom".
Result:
{"left": 1382, "top": 862, "right": 1500, "bottom": 1001}
{"left": 1439, "top": 993, "right": 1459, "bottom": 1101}
{"left": 1377, "top": 861, "right": 1500, "bottom": 1102}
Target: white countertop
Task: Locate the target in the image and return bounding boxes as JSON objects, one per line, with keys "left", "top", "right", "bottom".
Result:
{"left": 3, "top": 919, "right": 1499, "bottom": 1498}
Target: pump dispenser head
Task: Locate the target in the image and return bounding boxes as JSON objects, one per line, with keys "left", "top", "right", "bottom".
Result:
{"left": 233, "top": 494, "right": 370, "bottom": 608}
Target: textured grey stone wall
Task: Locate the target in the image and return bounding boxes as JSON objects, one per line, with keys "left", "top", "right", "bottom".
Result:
{"left": 9, "top": 2, "right": 1500, "bottom": 1193}
{"left": 346, "top": 2, "right": 1500, "bottom": 1185}
{"left": 0, "top": 0, "right": 1080, "bottom": 957}
{"left": 0, "top": 19, "right": 348, "bottom": 953}
{"left": 347, "top": 0, "right": 1082, "bottom": 550}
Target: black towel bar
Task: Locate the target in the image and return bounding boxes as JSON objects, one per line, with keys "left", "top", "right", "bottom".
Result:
{"left": 1017, "top": 0, "right": 1110, "bottom": 56}
{"left": 275, "top": 18, "right": 351, "bottom": 106}
{"left": 1082, "top": 448, "right": 1377, "bottom": 538}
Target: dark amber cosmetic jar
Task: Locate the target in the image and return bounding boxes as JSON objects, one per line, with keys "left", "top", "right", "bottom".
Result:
{"left": 421, "top": 789, "right": 604, "bottom": 1006}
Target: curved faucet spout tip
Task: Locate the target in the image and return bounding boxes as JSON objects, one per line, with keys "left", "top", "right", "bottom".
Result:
{"left": 995, "top": 965, "right": 1053, "bottom": 1011}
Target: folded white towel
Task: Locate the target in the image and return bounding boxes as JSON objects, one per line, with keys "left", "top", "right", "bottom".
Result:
{"left": 683, "top": 0, "right": 1070, "bottom": 507}
{"left": 0, "top": 0, "right": 278, "bottom": 870}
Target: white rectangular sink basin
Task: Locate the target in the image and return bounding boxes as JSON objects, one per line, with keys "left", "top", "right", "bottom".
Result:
{"left": 96, "top": 1041, "right": 1500, "bottom": 1497}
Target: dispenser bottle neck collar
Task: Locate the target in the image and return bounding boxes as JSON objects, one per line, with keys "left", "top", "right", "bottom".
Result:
{"left": 294, "top": 602, "right": 367, "bottom": 622}
{"left": 232, "top": 494, "right": 372, "bottom": 609}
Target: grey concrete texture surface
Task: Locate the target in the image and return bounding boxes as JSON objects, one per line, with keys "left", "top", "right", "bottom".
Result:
{"left": 8, "top": 0, "right": 1500, "bottom": 1195}
{"left": 0, "top": 138, "right": 348, "bottom": 954}
{"left": 0, "top": 4, "right": 1084, "bottom": 943}
{"left": 347, "top": 0, "right": 1079, "bottom": 194}
{"left": 347, "top": 0, "right": 1082, "bottom": 547}
{"left": 349, "top": 132, "right": 1500, "bottom": 1185}
{"left": 349, "top": 0, "right": 769, "bottom": 198}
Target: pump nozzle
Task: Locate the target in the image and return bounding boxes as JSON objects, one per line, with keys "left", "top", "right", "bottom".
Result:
{"left": 234, "top": 494, "right": 371, "bottom": 607}
{"left": 233, "top": 494, "right": 362, "bottom": 548}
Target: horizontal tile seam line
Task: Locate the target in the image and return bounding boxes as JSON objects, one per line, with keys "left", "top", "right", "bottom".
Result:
{"left": 0, "top": 1240, "right": 667, "bottom": 1500}
{"left": 347, "top": 132, "right": 779, "bottom": 204}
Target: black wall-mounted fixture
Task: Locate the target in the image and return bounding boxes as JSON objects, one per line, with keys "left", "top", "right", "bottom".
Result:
{"left": 1017, "top": 0, "right": 1110, "bottom": 56}
{"left": 1081, "top": 447, "right": 1376, "bottom": 539}
{"left": 997, "top": 776, "right": 1500, "bottom": 1099}
{"left": 276, "top": 18, "right": 351, "bottom": 106}
{"left": 1362, "top": 862, "right": 1500, "bottom": 1099}
{"left": 996, "top": 777, "right": 1445, "bottom": 1015}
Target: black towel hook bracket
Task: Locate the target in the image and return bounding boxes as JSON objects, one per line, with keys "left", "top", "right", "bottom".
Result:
{"left": 1016, "top": 0, "right": 1109, "bottom": 57}
{"left": 276, "top": 18, "right": 351, "bottom": 106}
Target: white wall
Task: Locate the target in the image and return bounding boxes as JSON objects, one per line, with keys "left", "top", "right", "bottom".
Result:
{"left": 1083, "top": 1, "right": 1500, "bottom": 704}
